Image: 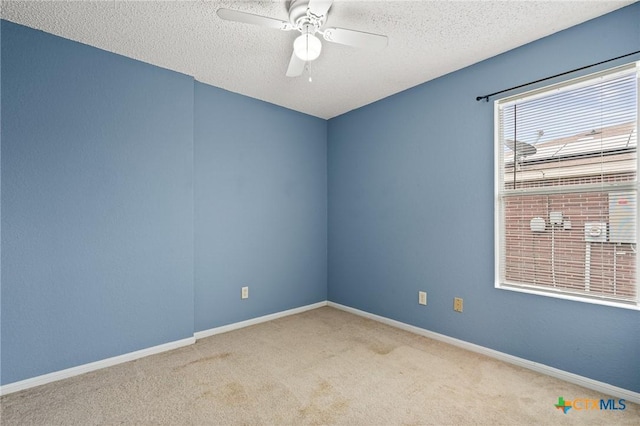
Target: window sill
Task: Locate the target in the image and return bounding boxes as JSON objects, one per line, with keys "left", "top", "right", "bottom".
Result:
{"left": 496, "top": 282, "right": 640, "bottom": 311}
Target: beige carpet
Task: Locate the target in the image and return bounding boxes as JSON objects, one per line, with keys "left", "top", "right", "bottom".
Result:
{"left": 1, "top": 306, "right": 637, "bottom": 425}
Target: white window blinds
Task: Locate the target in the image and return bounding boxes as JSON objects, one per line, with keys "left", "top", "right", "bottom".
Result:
{"left": 495, "top": 63, "right": 639, "bottom": 306}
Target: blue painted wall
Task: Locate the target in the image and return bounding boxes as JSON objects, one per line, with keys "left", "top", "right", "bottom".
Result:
{"left": 1, "top": 3, "right": 638, "bottom": 394}
{"left": 194, "top": 83, "right": 327, "bottom": 331}
{"left": 0, "top": 19, "right": 3, "bottom": 384}
{"left": 1, "top": 21, "right": 195, "bottom": 384}
{"left": 0, "top": 20, "right": 327, "bottom": 386}
{"left": 327, "top": 3, "right": 640, "bottom": 393}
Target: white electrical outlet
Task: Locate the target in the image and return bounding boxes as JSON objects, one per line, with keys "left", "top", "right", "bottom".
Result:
{"left": 241, "top": 286, "right": 249, "bottom": 299}
{"left": 418, "top": 291, "right": 427, "bottom": 305}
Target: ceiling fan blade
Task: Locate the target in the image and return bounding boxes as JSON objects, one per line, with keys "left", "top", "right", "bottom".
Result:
{"left": 308, "top": 0, "right": 333, "bottom": 17}
{"left": 286, "top": 51, "right": 305, "bottom": 77}
{"left": 322, "top": 27, "right": 388, "bottom": 49}
{"left": 217, "top": 8, "right": 293, "bottom": 31}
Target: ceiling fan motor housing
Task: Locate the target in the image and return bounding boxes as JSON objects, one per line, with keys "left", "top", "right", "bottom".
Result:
{"left": 289, "top": 0, "right": 326, "bottom": 33}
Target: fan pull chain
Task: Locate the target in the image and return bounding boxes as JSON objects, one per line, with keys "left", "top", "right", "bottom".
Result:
{"left": 305, "top": 62, "right": 313, "bottom": 82}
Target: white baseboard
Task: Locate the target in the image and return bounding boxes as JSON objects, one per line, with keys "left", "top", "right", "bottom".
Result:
{"left": 328, "top": 301, "right": 640, "bottom": 405}
{"left": 6, "top": 300, "right": 634, "bottom": 405}
{"left": 194, "top": 301, "right": 328, "bottom": 340}
{"left": 0, "top": 336, "right": 195, "bottom": 396}
{"left": 0, "top": 301, "right": 329, "bottom": 396}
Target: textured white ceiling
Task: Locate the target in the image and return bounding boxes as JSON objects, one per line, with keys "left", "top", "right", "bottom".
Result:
{"left": 1, "top": 1, "right": 635, "bottom": 119}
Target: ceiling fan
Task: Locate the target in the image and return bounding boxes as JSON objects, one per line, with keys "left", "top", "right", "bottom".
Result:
{"left": 217, "top": 0, "right": 388, "bottom": 77}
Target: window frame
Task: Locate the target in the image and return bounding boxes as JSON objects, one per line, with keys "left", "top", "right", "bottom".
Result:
{"left": 494, "top": 62, "right": 640, "bottom": 310}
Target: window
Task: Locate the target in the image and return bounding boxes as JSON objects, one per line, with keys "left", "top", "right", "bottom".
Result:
{"left": 495, "top": 63, "right": 639, "bottom": 309}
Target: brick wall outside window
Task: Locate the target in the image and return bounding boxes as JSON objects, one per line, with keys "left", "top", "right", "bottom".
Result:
{"left": 503, "top": 171, "right": 636, "bottom": 299}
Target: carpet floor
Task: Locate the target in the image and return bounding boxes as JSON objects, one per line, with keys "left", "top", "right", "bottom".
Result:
{"left": 1, "top": 306, "right": 638, "bottom": 425}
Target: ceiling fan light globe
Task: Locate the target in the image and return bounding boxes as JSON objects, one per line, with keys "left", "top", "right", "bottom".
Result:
{"left": 294, "top": 33, "right": 322, "bottom": 61}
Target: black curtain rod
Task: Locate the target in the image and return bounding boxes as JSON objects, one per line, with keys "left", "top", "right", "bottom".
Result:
{"left": 476, "top": 50, "right": 640, "bottom": 102}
